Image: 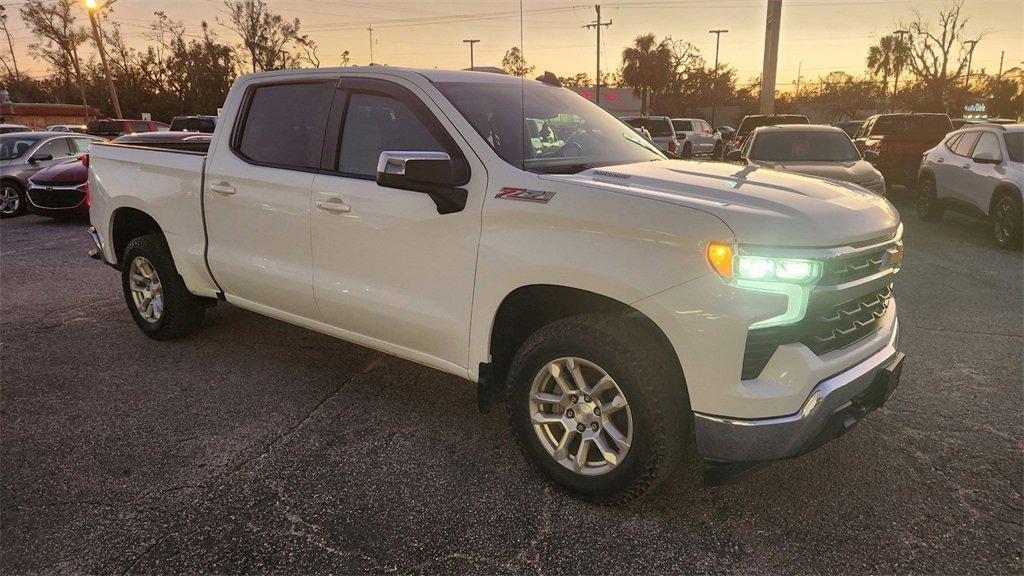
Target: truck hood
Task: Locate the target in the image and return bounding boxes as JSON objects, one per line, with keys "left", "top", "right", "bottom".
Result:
{"left": 749, "top": 159, "right": 881, "bottom": 185}
{"left": 547, "top": 159, "right": 900, "bottom": 247}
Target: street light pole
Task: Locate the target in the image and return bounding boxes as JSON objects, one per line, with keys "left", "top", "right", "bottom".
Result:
{"left": 709, "top": 29, "right": 728, "bottom": 128}
{"left": 84, "top": 0, "right": 122, "bottom": 119}
{"left": 892, "top": 29, "right": 909, "bottom": 113}
{"left": 462, "top": 39, "right": 479, "bottom": 70}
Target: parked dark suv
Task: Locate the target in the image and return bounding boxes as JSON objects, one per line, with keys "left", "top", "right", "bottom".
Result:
{"left": 853, "top": 113, "right": 953, "bottom": 187}
{"left": 725, "top": 114, "right": 810, "bottom": 155}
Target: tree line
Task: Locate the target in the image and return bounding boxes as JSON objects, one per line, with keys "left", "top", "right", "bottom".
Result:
{"left": 1, "top": 0, "right": 1020, "bottom": 122}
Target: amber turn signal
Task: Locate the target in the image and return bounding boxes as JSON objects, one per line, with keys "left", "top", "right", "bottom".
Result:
{"left": 706, "top": 242, "right": 734, "bottom": 280}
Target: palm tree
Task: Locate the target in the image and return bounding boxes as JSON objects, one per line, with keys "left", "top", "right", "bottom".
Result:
{"left": 621, "top": 34, "right": 674, "bottom": 116}
{"left": 867, "top": 34, "right": 910, "bottom": 112}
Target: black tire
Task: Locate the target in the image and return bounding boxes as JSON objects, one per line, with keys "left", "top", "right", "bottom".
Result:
{"left": 991, "top": 193, "right": 1023, "bottom": 251}
{"left": 916, "top": 176, "right": 944, "bottom": 222}
{"left": 121, "top": 234, "right": 206, "bottom": 340}
{"left": 506, "top": 314, "right": 690, "bottom": 505}
{"left": 713, "top": 141, "right": 723, "bottom": 160}
{"left": 681, "top": 142, "right": 693, "bottom": 159}
{"left": 0, "top": 180, "right": 27, "bottom": 219}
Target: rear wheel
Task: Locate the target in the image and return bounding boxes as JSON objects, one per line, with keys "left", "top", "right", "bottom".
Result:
{"left": 507, "top": 314, "right": 690, "bottom": 504}
{"left": 991, "top": 193, "right": 1022, "bottom": 250}
{"left": 0, "top": 181, "right": 26, "bottom": 219}
{"left": 916, "top": 176, "right": 944, "bottom": 222}
{"left": 121, "top": 234, "right": 206, "bottom": 340}
{"left": 713, "top": 141, "right": 723, "bottom": 160}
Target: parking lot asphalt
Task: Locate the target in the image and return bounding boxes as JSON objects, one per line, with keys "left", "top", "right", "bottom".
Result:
{"left": 1, "top": 189, "right": 1021, "bottom": 575}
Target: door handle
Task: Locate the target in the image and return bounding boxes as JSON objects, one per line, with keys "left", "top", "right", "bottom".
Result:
{"left": 315, "top": 198, "right": 351, "bottom": 213}
{"left": 209, "top": 182, "right": 235, "bottom": 195}
{"left": 961, "top": 164, "right": 971, "bottom": 169}
{"left": 936, "top": 158, "right": 944, "bottom": 164}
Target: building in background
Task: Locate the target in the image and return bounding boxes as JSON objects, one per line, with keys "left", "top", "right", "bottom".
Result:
{"left": 0, "top": 92, "right": 98, "bottom": 130}
{"left": 569, "top": 87, "right": 642, "bottom": 116}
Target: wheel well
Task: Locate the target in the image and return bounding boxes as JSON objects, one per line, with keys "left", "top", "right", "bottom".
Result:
{"left": 488, "top": 285, "right": 684, "bottom": 391}
{"left": 1, "top": 177, "right": 23, "bottom": 190}
{"left": 111, "top": 208, "right": 163, "bottom": 264}
{"left": 917, "top": 168, "right": 935, "bottom": 188}
{"left": 989, "top": 183, "right": 1022, "bottom": 216}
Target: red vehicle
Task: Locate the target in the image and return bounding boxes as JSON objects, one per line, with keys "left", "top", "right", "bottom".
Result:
{"left": 86, "top": 119, "right": 170, "bottom": 139}
{"left": 853, "top": 113, "right": 953, "bottom": 187}
{"left": 26, "top": 132, "right": 210, "bottom": 218}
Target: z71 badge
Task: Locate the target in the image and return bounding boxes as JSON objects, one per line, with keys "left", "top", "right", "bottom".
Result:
{"left": 496, "top": 188, "right": 556, "bottom": 203}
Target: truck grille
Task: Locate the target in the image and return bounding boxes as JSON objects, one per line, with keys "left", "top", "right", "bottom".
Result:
{"left": 820, "top": 248, "right": 888, "bottom": 285}
{"left": 740, "top": 284, "right": 893, "bottom": 380}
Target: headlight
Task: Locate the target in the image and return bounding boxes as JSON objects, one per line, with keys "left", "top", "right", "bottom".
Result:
{"left": 859, "top": 177, "right": 886, "bottom": 192}
{"left": 706, "top": 242, "right": 821, "bottom": 328}
{"left": 706, "top": 242, "right": 821, "bottom": 284}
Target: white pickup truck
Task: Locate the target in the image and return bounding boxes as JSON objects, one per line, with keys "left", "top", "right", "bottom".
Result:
{"left": 88, "top": 68, "right": 905, "bottom": 503}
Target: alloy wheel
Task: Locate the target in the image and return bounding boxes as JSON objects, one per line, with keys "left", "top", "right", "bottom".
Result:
{"left": 128, "top": 256, "right": 164, "bottom": 323}
{"left": 528, "top": 357, "right": 633, "bottom": 476}
{"left": 0, "top": 186, "right": 20, "bottom": 215}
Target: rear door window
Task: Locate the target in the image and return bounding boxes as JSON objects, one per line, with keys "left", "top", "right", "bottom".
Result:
{"left": 952, "top": 132, "right": 981, "bottom": 157}
{"left": 236, "top": 81, "right": 335, "bottom": 170}
{"left": 1004, "top": 133, "right": 1023, "bottom": 163}
{"left": 672, "top": 120, "right": 693, "bottom": 132}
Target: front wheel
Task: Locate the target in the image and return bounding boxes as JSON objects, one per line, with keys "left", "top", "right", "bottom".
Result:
{"left": 121, "top": 234, "right": 206, "bottom": 340}
{"left": 507, "top": 315, "right": 690, "bottom": 504}
{"left": 713, "top": 141, "right": 723, "bottom": 160}
{"left": 681, "top": 142, "right": 693, "bottom": 159}
{"left": 0, "top": 181, "right": 26, "bottom": 219}
{"left": 992, "top": 194, "right": 1023, "bottom": 250}
{"left": 916, "top": 177, "right": 944, "bottom": 222}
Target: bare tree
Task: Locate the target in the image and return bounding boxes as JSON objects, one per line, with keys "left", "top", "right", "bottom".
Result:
{"left": 339, "top": 50, "right": 351, "bottom": 67}
{"left": 19, "top": 0, "right": 90, "bottom": 118}
{"left": 0, "top": 4, "right": 21, "bottom": 80}
{"left": 220, "top": 0, "right": 303, "bottom": 73}
{"left": 901, "top": 1, "right": 979, "bottom": 111}
{"left": 297, "top": 35, "right": 319, "bottom": 68}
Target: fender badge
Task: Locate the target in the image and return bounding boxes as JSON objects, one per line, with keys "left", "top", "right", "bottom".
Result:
{"left": 496, "top": 187, "right": 556, "bottom": 203}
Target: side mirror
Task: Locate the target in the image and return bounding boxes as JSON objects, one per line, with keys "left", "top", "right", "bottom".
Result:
{"left": 972, "top": 151, "right": 1002, "bottom": 165}
{"left": 377, "top": 151, "right": 467, "bottom": 215}
{"left": 725, "top": 150, "right": 743, "bottom": 162}
{"left": 28, "top": 154, "right": 53, "bottom": 163}
{"left": 863, "top": 150, "right": 880, "bottom": 163}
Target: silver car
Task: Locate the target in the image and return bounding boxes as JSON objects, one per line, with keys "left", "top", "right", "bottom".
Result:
{"left": 1, "top": 132, "right": 104, "bottom": 218}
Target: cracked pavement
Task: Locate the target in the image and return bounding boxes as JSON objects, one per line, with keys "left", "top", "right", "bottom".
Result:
{"left": 1, "top": 190, "right": 1021, "bottom": 574}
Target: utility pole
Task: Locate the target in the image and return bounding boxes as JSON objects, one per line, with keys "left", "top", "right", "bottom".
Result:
{"left": 963, "top": 39, "right": 978, "bottom": 93}
{"left": 759, "top": 0, "right": 782, "bottom": 115}
{"left": 368, "top": 26, "right": 374, "bottom": 64}
{"left": 462, "top": 39, "right": 479, "bottom": 70}
{"left": 85, "top": 0, "right": 122, "bottom": 119}
{"left": 892, "top": 29, "right": 909, "bottom": 113}
{"left": 794, "top": 60, "right": 802, "bottom": 104}
{"left": 583, "top": 5, "right": 612, "bottom": 108}
{"left": 997, "top": 50, "right": 1004, "bottom": 80}
{"left": 708, "top": 29, "right": 728, "bottom": 128}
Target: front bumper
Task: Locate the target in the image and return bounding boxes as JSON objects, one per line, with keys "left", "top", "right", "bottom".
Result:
{"left": 693, "top": 320, "right": 903, "bottom": 464}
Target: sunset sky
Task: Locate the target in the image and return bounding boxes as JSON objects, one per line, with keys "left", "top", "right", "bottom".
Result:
{"left": 5, "top": 0, "right": 1023, "bottom": 88}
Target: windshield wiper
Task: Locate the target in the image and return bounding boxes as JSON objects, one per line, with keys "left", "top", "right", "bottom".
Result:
{"left": 533, "top": 163, "right": 595, "bottom": 175}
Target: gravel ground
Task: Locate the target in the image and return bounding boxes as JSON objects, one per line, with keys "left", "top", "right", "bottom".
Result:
{"left": 1, "top": 190, "right": 1021, "bottom": 574}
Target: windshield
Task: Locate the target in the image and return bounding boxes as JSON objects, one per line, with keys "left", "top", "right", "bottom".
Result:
{"left": 0, "top": 135, "right": 43, "bottom": 160}
{"left": 435, "top": 81, "right": 664, "bottom": 174}
{"left": 750, "top": 131, "right": 861, "bottom": 162}
{"left": 1004, "top": 133, "right": 1023, "bottom": 163}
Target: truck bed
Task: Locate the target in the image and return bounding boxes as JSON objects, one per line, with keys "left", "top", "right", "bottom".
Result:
{"left": 88, "top": 142, "right": 220, "bottom": 298}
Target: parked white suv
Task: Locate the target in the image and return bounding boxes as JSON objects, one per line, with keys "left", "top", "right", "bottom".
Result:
{"left": 87, "top": 68, "right": 905, "bottom": 503}
{"left": 918, "top": 123, "right": 1023, "bottom": 249}
{"left": 620, "top": 115, "right": 680, "bottom": 156}
{"left": 671, "top": 118, "right": 723, "bottom": 158}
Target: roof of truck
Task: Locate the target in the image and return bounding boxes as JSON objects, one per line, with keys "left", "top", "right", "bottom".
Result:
{"left": 239, "top": 66, "right": 527, "bottom": 87}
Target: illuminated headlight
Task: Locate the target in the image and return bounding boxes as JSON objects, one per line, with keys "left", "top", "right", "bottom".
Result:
{"left": 707, "top": 242, "right": 822, "bottom": 328}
